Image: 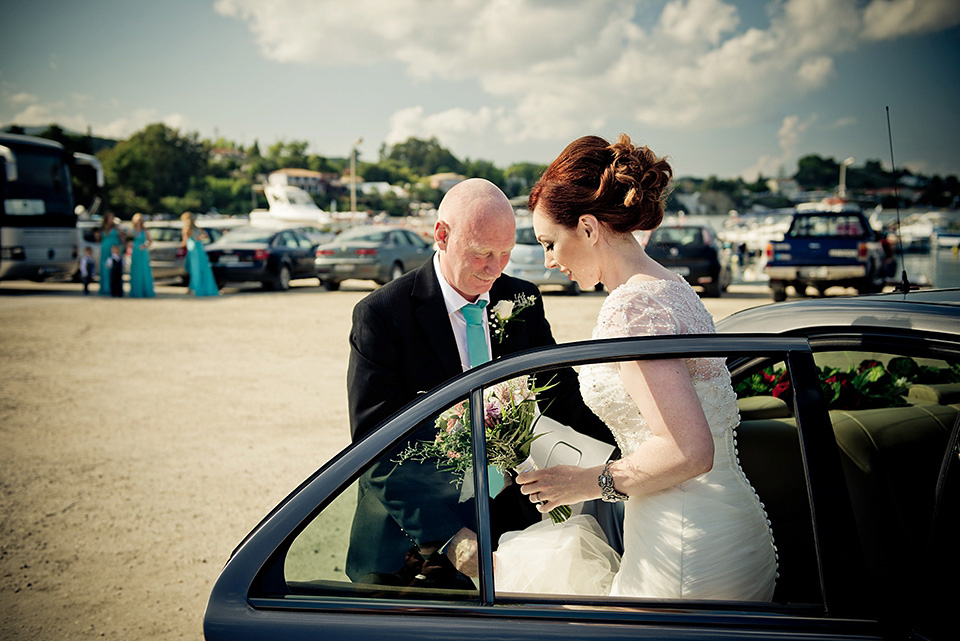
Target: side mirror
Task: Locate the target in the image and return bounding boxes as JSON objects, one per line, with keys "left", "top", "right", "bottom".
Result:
{"left": 0, "top": 145, "right": 17, "bottom": 182}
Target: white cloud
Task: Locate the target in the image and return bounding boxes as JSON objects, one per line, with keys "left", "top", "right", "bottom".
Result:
{"left": 216, "top": 0, "right": 958, "bottom": 149}
{"left": 660, "top": 0, "right": 739, "bottom": 45}
{"left": 740, "top": 114, "right": 818, "bottom": 181}
{"left": 10, "top": 92, "right": 39, "bottom": 105}
{"left": 4, "top": 93, "right": 185, "bottom": 141}
{"left": 862, "top": 0, "right": 960, "bottom": 40}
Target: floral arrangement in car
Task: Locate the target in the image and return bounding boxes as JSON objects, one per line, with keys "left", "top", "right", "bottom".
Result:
{"left": 395, "top": 375, "right": 570, "bottom": 523}
{"left": 735, "top": 356, "right": 960, "bottom": 411}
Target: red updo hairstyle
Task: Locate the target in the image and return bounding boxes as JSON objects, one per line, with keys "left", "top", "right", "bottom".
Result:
{"left": 528, "top": 134, "right": 673, "bottom": 234}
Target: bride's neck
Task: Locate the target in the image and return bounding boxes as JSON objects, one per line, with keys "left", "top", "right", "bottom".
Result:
{"left": 597, "top": 233, "right": 654, "bottom": 291}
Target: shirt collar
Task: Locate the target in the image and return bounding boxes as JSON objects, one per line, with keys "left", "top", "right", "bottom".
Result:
{"left": 433, "top": 252, "right": 490, "bottom": 316}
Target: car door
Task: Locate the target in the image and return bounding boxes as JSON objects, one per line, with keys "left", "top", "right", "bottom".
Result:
{"left": 204, "top": 334, "right": 907, "bottom": 640}
{"left": 290, "top": 231, "right": 315, "bottom": 278}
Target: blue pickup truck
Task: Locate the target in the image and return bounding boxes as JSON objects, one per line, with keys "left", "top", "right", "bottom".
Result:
{"left": 764, "top": 201, "right": 896, "bottom": 302}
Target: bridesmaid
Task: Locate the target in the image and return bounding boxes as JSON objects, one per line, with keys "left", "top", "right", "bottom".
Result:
{"left": 129, "top": 213, "right": 155, "bottom": 298}
{"left": 180, "top": 212, "right": 219, "bottom": 297}
{"left": 96, "top": 211, "right": 124, "bottom": 296}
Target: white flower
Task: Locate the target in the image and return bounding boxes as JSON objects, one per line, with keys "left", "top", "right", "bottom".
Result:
{"left": 491, "top": 299, "right": 515, "bottom": 319}
{"left": 489, "top": 293, "right": 537, "bottom": 343}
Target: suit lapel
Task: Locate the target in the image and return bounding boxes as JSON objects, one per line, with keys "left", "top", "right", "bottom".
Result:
{"left": 412, "top": 260, "right": 464, "bottom": 380}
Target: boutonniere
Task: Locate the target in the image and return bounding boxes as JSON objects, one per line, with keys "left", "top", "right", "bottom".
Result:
{"left": 489, "top": 293, "right": 537, "bottom": 343}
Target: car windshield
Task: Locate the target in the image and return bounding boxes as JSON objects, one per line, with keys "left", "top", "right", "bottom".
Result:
{"left": 219, "top": 227, "right": 276, "bottom": 244}
{"left": 516, "top": 227, "right": 538, "bottom": 245}
{"left": 337, "top": 228, "right": 388, "bottom": 243}
{"left": 650, "top": 227, "right": 703, "bottom": 247}
{"left": 150, "top": 227, "right": 182, "bottom": 242}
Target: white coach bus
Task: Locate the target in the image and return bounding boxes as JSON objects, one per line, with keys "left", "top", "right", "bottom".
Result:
{"left": 0, "top": 132, "right": 104, "bottom": 281}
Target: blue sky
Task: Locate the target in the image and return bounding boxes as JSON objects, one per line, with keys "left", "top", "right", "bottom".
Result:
{"left": 2, "top": 0, "right": 958, "bottom": 181}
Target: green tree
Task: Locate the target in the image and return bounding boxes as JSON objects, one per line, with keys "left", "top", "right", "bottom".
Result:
{"left": 794, "top": 154, "right": 840, "bottom": 191}
{"left": 462, "top": 158, "right": 505, "bottom": 189}
{"left": 385, "top": 137, "right": 463, "bottom": 177}
{"left": 98, "top": 123, "right": 207, "bottom": 217}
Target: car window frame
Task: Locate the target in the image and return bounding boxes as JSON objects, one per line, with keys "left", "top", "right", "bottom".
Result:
{"left": 209, "top": 334, "right": 889, "bottom": 637}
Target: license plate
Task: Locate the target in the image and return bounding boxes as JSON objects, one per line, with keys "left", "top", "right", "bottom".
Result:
{"left": 219, "top": 255, "right": 239, "bottom": 264}
{"left": 334, "top": 264, "right": 355, "bottom": 273}
{"left": 672, "top": 266, "right": 690, "bottom": 276}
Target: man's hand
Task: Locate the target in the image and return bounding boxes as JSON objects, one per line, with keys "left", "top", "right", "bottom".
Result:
{"left": 445, "top": 527, "right": 479, "bottom": 577}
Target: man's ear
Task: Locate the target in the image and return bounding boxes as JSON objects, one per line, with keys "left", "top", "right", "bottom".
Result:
{"left": 434, "top": 221, "right": 449, "bottom": 250}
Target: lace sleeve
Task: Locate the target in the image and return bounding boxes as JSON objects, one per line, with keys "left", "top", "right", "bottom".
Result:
{"left": 594, "top": 283, "right": 683, "bottom": 340}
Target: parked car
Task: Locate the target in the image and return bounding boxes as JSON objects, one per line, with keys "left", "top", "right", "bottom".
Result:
{"left": 204, "top": 289, "right": 958, "bottom": 641}
{"left": 314, "top": 226, "right": 433, "bottom": 291}
{"left": 206, "top": 226, "right": 318, "bottom": 290}
{"left": 144, "top": 221, "right": 224, "bottom": 283}
{"left": 643, "top": 223, "right": 731, "bottom": 297}
{"left": 504, "top": 223, "right": 581, "bottom": 295}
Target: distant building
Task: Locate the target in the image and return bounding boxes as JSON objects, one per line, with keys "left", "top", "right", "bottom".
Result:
{"left": 269, "top": 168, "right": 338, "bottom": 196}
{"left": 426, "top": 172, "right": 466, "bottom": 192}
{"left": 211, "top": 147, "right": 247, "bottom": 163}
{"left": 766, "top": 178, "right": 802, "bottom": 201}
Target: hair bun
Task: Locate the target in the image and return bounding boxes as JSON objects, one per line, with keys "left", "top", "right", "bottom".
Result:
{"left": 606, "top": 134, "right": 671, "bottom": 211}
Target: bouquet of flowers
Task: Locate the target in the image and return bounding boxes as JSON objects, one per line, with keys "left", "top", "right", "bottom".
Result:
{"left": 395, "top": 375, "right": 570, "bottom": 523}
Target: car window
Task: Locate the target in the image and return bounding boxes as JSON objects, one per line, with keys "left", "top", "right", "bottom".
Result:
{"left": 150, "top": 228, "right": 181, "bottom": 242}
{"left": 295, "top": 233, "right": 314, "bottom": 249}
{"left": 787, "top": 215, "right": 867, "bottom": 238}
{"left": 734, "top": 343, "right": 959, "bottom": 612}
{"left": 339, "top": 228, "right": 388, "bottom": 243}
{"left": 279, "top": 232, "right": 300, "bottom": 249}
{"left": 271, "top": 347, "right": 826, "bottom": 609}
{"left": 515, "top": 227, "right": 538, "bottom": 245}
{"left": 405, "top": 231, "right": 429, "bottom": 248}
{"left": 391, "top": 231, "right": 409, "bottom": 245}
{"left": 278, "top": 397, "right": 480, "bottom": 602}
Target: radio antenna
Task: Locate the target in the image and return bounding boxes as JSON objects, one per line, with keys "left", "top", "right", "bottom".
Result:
{"left": 886, "top": 106, "right": 911, "bottom": 294}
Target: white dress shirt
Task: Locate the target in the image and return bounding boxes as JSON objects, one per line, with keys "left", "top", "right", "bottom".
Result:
{"left": 433, "top": 252, "right": 491, "bottom": 371}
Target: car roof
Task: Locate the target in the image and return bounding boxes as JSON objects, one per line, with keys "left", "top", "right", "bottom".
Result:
{"left": 717, "top": 288, "right": 960, "bottom": 336}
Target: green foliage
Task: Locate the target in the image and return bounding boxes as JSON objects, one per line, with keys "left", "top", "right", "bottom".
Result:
{"left": 734, "top": 357, "right": 960, "bottom": 411}
{"left": 99, "top": 123, "right": 206, "bottom": 217}
{"left": 385, "top": 137, "right": 464, "bottom": 177}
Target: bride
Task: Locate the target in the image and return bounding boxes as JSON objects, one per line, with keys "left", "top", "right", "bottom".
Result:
{"left": 494, "top": 134, "right": 777, "bottom": 600}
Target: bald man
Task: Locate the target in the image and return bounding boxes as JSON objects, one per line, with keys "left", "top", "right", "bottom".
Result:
{"left": 345, "top": 179, "right": 612, "bottom": 583}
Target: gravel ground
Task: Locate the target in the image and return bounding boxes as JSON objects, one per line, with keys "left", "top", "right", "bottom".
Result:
{"left": 0, "top": 278, "right": 770, "bottom": 640}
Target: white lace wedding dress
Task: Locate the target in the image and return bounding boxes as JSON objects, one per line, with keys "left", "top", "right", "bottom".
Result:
{"left": 495, "top": 279, "right": 778, "bottom": 600}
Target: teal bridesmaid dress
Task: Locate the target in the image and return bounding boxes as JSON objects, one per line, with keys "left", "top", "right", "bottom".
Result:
{"left": 187, "top": 233, "right": 219, "bottom": 297}
{"left": 98, "top": 227, "right": 121, "bottom": 296}
{"left": 129, "top": 230, "right": 155, "bottom": 298}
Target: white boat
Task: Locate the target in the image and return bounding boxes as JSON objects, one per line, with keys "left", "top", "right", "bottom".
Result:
{"left": 249, "top": 184, "right": 332, "bottom": 226}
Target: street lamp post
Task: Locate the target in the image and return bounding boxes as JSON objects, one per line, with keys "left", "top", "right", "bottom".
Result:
{"left": 839, "top": 157, "right": 855, "bottom": 200}
{"left": 350, "top": 137, "right": 363, "bottom": 213}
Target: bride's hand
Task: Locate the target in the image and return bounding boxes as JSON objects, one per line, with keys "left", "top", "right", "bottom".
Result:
{"left": 515, "top": 465, "right": 602, "bottom": 512}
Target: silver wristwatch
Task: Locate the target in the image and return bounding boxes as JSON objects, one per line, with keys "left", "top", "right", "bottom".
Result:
{"left": 598, "top": 461, "right": 629, "bottom": 503}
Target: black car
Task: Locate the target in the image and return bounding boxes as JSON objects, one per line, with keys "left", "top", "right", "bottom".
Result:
{"left": 204, "top": 289, "right": 958, "bottom": 640}
{"left": 644, "top": 224, "right": 731, "bottom": 297}
{"left": 207, "top": 226, "right": 318, "bottom": 290}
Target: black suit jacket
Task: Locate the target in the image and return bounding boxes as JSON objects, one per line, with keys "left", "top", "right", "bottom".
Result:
{"left": 345, "top": 258, "right": 612, "bottom": 581}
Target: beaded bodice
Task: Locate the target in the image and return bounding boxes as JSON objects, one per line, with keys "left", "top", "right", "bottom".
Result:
{"left": 579, "top": 279, "right": 739, "bottom": 457}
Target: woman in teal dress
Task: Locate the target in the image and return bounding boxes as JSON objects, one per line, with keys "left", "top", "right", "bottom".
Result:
{"left": 97, "top": 211, "right": 125, "bottom": 296}
{"left": 129, "top": 213, "right": 155, "bottom": 298}
{"left": 180, "top": 211, "right": 219, "bottom": 297}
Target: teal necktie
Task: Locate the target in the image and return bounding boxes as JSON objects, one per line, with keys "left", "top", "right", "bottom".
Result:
{"left": 461, "top": 300, "right": 489, "bottom": 368}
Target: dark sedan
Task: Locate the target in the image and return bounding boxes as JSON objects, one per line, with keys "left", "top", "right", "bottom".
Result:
{"left": 204, "top": 288, "right": 958, "bottom": 640}
{"left": 206, "top": 226, "right": 318, "bottom": 290}
{"left": 644, "top": 223, "right": 731, "bottom": 297}
{"left": 314, "top": 226, "right": 433, "bottom": 290}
